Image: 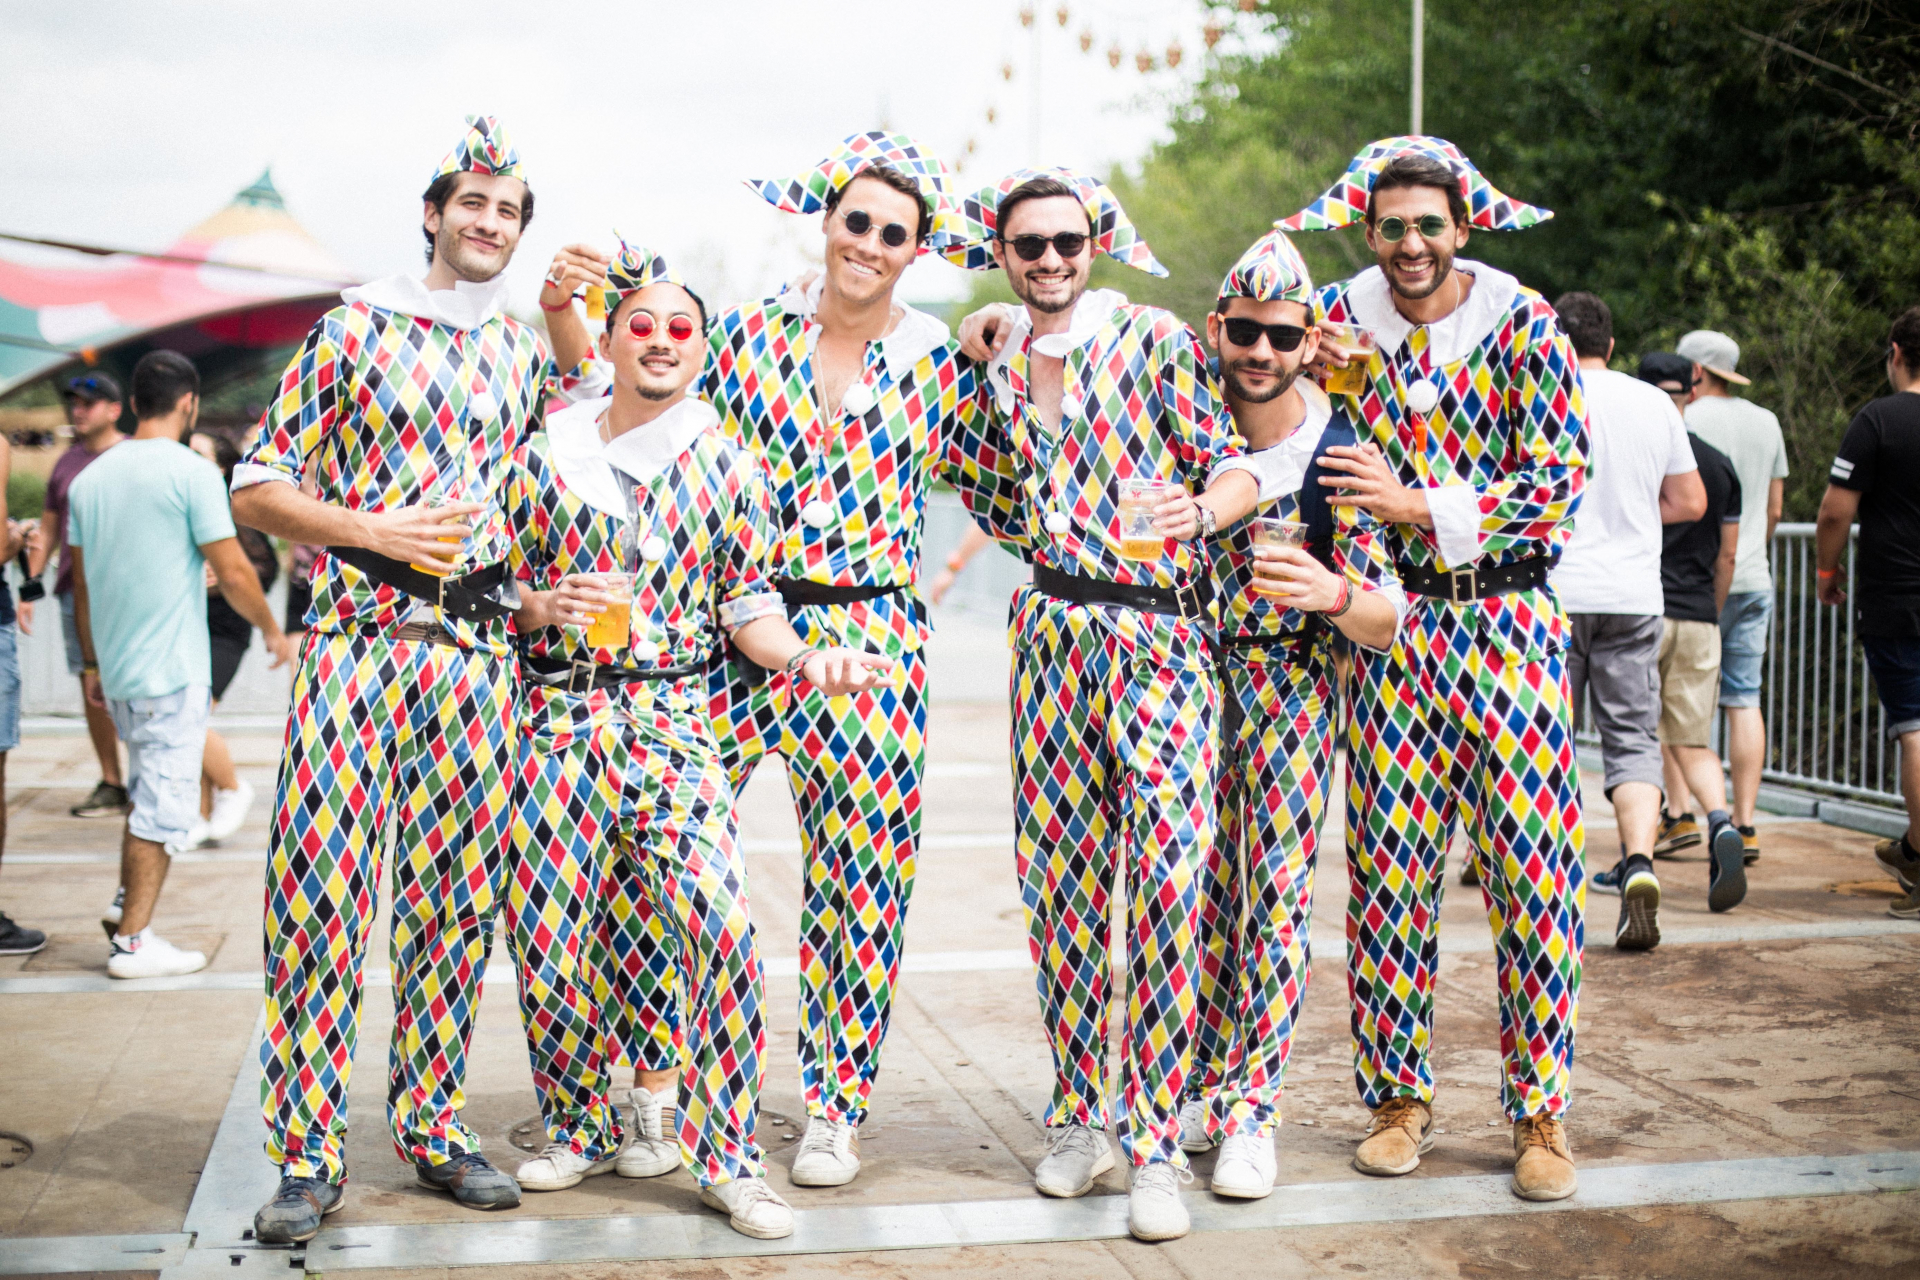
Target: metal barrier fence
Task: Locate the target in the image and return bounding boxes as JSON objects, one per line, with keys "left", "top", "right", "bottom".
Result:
{"left": 1761, "top": 522, "right": 1902, "bottom": 807}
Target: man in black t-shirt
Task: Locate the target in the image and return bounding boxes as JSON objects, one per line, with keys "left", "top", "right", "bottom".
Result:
{"left": 1817, "top": 306, "right": 1920, "bottom": 918}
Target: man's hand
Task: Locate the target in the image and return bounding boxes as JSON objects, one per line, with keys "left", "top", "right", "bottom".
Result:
{"left": 802, "top": 647, "right": 896, "bottom": 696}
{"left": 16, "top": 599, "right": 31, "bottom": 636}
{"left": 82, "top": 668, "right": 105, "bottom": 709}
{"left": 1251, "top": 547, "right": 1345, "bottom": 611}
{"left": 359, "top": 502, "right": 480, "bottom": 574}
{"left": 1152, "top": 489, "right": 1204, "bottom": 541}
{"left": 263, "top": 627, "right": 294, "bottom": 669}
{"left": 539, "top": 244, "right": 612, "bottom": 310}
{"left": 1, "top": 519, "right": 23, "bottom": 562}
{"left": 1817, "top": 567, "right": 1847, "bottom": 607}
{"left": 957, "top": 304, "right": 1019, "bottom": 362}
{"left": 535, "top": 574, "right": 618, "bottom": 631}
{"left": 1318, "top": 443, "right": 1431, "bottom": 527}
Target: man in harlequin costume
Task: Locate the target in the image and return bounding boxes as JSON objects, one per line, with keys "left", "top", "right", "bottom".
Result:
{"left": 232, "top": 115, "right": 597, "bottom": 1243}
{"left": 1279, "top": 137, "right": 1587, "bottom": 1202}
{"left": 1176, "top": 229, "right": 1406, "bottom": 1201}
{"left": 542, "top": 132, "right": 1024, "bottom": 1189}
{"left": 946, "top": 169, "right": 1261, "bottom": 1242}
{"left": 502, "top": 240, "right": 888, "bottom": 1239}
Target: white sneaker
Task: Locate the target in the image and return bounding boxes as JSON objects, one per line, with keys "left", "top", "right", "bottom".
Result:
{"left": 615, "top": 1088, "right": 679, "bottom": 1178}
{"left": 107, "top": 929, "right": 208, "bottom": 979}
{"left": 102, "top": 885, "right": 125, "bottom": 929}
{"left": 206, "top": 779, "right": 255, "bottom": 842}
{"left": 1178, "top": 1096, "right": 1215, "bottom": 1154}
{"left": 166, "top": 819, "right": 211, "bottom": 856}
{"left": 699, "top": 1176, "right": 794, "bottom": 1240}
{"left": 1210, "top": 1131, "right": 1277, "bottom": 1199}
{"left": 1127, "top": 1161, "right": 1193, "bottom": 1241}
{"left": 516, "top": 1141, "right": 614, "bottom": 1191}
{"left": 1034, "top": 1124, "right": 1115, "bottom": 1198}
{"left": 789, "top": 1116, "right": 860, "bottom": 1187}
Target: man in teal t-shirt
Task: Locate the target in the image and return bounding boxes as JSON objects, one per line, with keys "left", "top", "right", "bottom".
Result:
{"left": 69, "top": 351, "right": 290, "bottom": 979}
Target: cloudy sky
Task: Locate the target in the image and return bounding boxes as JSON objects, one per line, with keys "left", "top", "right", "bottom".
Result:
{"left": 1, "top": 1, "right": 1270, "bottom": 313}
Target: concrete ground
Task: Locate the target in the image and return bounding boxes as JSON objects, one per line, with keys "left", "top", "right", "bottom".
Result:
{"left": 2, "top": 606, "right": 1918, "bottom": 1278}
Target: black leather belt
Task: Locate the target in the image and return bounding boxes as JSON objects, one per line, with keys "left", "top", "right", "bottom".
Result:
{"left": 1033, "top": 563, "right": 1209, "bottom": 620}
{"left": 1222, "top": 619, "right": 1326, "bottom": 650}
{"left": 774, "top": 578, "right": 909, "bottom": 608}
{"left": 1398, "top": 555, "right": 1552, "bottom": 603}
{"left": 522, "top": 650, "right": 704, "bottom": 693}
{"left": 326, "top": 545, "right": 521, "bottom": 623}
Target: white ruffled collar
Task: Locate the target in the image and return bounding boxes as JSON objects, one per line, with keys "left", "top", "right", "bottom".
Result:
{"left": 774, "top": 274, "right": 952, "bottom": 371}
{"left": 1340, "top": 258, "right": 1519, "bottom": 367}
{"left": 988, "top": 287, "right": 1127, "bottom": 398}
{"left": 545, "top": 394, "right": 720, "bottom": 517}
{"left": 341, "top": 272, "right": 509, "bottom": 331}
{"left": 1243, "top": 381, "right": 1332, "bottom": 504}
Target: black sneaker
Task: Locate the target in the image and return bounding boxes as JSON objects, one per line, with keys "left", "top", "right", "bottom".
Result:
{"left": 1612, "top": 856, "right": 1662, "bottom": 952}
{"left": 0, "top": 910, "right": 46, "bottom": 956}
{"left": 1590, "top": 862, "right": 1623, "bottom": 895}
{"left": 70, "top": 780, "right": 131, "bottom": 818}
{"left": 415, "top": 1150, "right": 521, "bottom": 1209}
{"left": 1707, "top": 820, "right": 1748, "bottom": 913}
{"left": 253, "top": 1175, "right": 344, "bottom": 1244}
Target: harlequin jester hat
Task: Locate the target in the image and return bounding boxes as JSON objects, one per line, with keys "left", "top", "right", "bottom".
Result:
{"left": 939, "top": 166, "right": 1167, "bottom": 277}
{"left": 431, "top": 114, "right": 526, "bottom": 185}
{"left": 745, "top": 131, "right": 958, "bottom": 247}
{"left": 1276, "top": 135, "right": 1551, "bottom": 232}
{"left": 1218, "top": 229, "right": 1313, "bottom": 304}
{"left": 601, "top": 233, "right": 704, "bottom": 319}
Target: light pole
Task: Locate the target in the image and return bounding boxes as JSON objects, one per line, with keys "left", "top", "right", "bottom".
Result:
{"left": 1411, "top": 0, "right": 1425, "bottom": 134}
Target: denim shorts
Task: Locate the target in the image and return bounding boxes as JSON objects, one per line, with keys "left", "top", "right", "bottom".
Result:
{"left": 0, "top": 623, "right": 19, "bottom": 754}
{"left": 1718, "top": 589, "right": 1774, "bottom": 709}
{"left": 109, "top": 685, "right": 210, "bottom": 848}
{"left": 1861, "top": 635, "right": 1920, "bottom": 739}
{"left": 59, "top": 591, "right": 86, "bottom": 676}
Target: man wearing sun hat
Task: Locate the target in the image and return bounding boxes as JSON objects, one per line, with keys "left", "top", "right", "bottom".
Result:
{"left": 1677, "top": 328, "right": 1787, "bottom": 865}
{"left": 1277, "top": 136, "right": 1588, "bottom": 1202}
{"left": 1177, "top": 229, "right": 1407, "bottom": 1202}
{"left": 502, "top": 240, "right": 889, "bottom": 1238}
{"left": 946, "top": 167, "right": 1262, "bottom": 1241}
{"left": 544, "top": 131, "right": 1025, "bottom": 1190}
{"left": 233, "top": 114, "right": 598, "bottom": 1242}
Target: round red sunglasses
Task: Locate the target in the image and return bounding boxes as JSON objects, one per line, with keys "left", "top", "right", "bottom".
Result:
{"left": 628, "top": 311, "right": 697, "bottom": 342}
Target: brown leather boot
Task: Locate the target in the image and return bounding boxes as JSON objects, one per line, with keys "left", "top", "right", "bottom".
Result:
{"left": 1511, "top": 1114, "right": 1577, "bottom": 1200}
{"left": 1352, "top": 1097, "right": 1434, "bottom": 1176}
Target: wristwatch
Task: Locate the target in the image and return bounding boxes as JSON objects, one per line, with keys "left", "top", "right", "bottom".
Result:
{"left": 1198, "top": 505, "right": 1217, "bottom": 540}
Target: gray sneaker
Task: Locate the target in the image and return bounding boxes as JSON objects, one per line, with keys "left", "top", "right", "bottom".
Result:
{"left": 415, "top": 1150, "right": 520, "bottom": 1209}
{"left": 253, "top": 1176, "right": 343, "bottom": 1244}
{"left": 70, "top": 780, "right": 130, "bottom": 818}
{"left": 1034, "top": 1124, "right": 1114, "bottom": 1198}
{"left": 0, "top": 910, "right": 46, "bottom": 957}
{"left": 1127, "top": 1161, "right": 1192, "bottom": 1241}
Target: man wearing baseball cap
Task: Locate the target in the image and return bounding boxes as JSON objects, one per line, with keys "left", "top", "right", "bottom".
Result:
{"left": 1678, "top": 329, "right": 1787, "bottom": 865}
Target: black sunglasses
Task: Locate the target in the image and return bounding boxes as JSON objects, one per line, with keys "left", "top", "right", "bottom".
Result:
{"left": 1003, "top": 232, "right": 1090, "bottom": 262}
{"left": 1373, "top": 213, "right": 1452, "bottom": 243}
{"left": 1221, "top": 318, "right": 1309, "bottom": 352}
{"left": 842, "top": 209, "right": 911, "bottom": 249}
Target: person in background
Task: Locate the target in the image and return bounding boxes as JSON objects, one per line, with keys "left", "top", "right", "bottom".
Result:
{"left": 926, "top": 524, "right": 993, "bottom": 605}
{"left": 28, "top": 373, "right": 130, "bottom": 819}
{"left": 1637, "top": 351, "right": 1694, "bottom": 419}
{"left": 1818, "top": 306, "right": 1920, "bottom": 919}
{"left": 1680, "top": 329, "right": 1787, "bottom": 864}
{"left": 0, "top": 431, "right": 40, "bottom": 956}
{"left": 70, "top": 350, "right": 290, "bottom": 979}
{"left": 1550, "top": 293, "right": 1719, "bottom": 950}
{"left": 190, "top": 431, "right": 274, "bottom": 841}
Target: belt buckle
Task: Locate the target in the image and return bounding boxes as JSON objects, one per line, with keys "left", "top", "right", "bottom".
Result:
{"left": 567, "top": 656, "right": 595, "bottom": 695}
{"left": 1447, "top": 567, "right": 1476, "bottom": 604}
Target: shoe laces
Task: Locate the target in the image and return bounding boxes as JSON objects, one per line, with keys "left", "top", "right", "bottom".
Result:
{"left": 535, "top": 1141, "right": 580, "bottom": 1165}
{"left": 631, "top": 1090, "right": 674, "bottom": 1139}
{"left": 728, "top": 1176, "right": 788, "bottom": 1212}
{"left": 1367, "top": 1097, "right": 1428, "bottom": 1136}
{"left": 275, "top": 1175, "right": 330, "bottom": 1204}
{"left": 1519, "top": 1115, "right": 1568, "bottom": 1156}
{"left": 1046, "top": 1125, "right": 1107, "bottom": 1160}
{"left": 443, "top": 1150, "right": 495, "bottom": 1176}
{"left": 1131, "top": 1162, "right": 1193, "bottom": 1194}
{"left": 798, "top": 1117, "right": 852, "bottom": 1159}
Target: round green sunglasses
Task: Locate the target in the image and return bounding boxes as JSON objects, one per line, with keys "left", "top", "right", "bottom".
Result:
{"left": 1373, "top": 213, "right": 1453, "bottom": 242}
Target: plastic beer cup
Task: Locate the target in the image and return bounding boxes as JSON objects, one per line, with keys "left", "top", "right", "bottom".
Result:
{"left": 1320, "top": 323, "right": 1378, "bottom": 396}
{"left": 585, "top": 573, "right": 633, "bottom": 651}
{"left": 409, "top": 488, "right": 469, "bottom": 578}
{"left": 1249, "top": 518, "right": 1308, "bottom": 597}
{"left": 1117, "top": 478, "right": 1175, "bottom": 561}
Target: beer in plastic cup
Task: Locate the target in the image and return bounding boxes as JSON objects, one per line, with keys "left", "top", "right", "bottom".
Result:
{"left": 1249, "top": 517, "right": 1308, "bottom": 597}
{"left": 585, "top": 573, "right": 634, "bottom": 650}
{"left": 1320, "top": 323, "right": 1377, "bottom": 396}
{"left": 585, "top": 286, "right": 614, "bottom": 321}
{"left": 1117, "top": 478, "right": 1175, "bottom": 561}
{"left": 409, "top": 489, "right": 469, "bottom": 578}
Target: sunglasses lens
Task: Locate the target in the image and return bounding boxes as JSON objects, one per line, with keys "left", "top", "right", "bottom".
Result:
{"left": 1419, "top": 214, "right": 1450, "bottom": 237}
{"left": 1055, "top": 233, "right": 1087, "bottom": 258}
{"left": 880, "top": 223, "right": 909, "bottom": 248}
{"left": 844, "top": 210, "right": 872, "bottom": 236}
{"left": 667, "top": 316, "right": 696, "bottom": 342}
{"left": 1011, "top": 235, "right": 1046, "bottom": 262}
{"left": 628, "top": 312, "right": 656, "bottom": 339}
{"left": 1223, "top": 319, "right": 1261, "bottom": 347}
{"left": 1377, "top": 216, "right": 1406, "bottom": 242}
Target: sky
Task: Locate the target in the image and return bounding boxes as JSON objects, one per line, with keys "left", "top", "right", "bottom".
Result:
{"left": 0, "top": 1, "right": 1273, "bottom": 314}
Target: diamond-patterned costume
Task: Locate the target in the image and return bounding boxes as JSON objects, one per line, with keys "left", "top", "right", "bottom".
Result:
{"left": 242, "top": 252, "right": 586, "bottom": 1181}
{"left": 505, "top": 395, "right": 782, "bottom": 1186}
{"left": 605, "top": 281, "right": 1025, "bottom": 1129}
{"left": 1297, "top": 174, "right": 1587, "bottom": 1117}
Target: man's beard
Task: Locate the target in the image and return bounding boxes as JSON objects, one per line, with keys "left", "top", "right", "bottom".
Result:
{"left": 1385, "top": 244, "right": 1455, "bottom": 301}
{"left": 436, "top": 226, "right": 512, "bottom": 283}
{"left": 1224, "top": 360, "right": 1300, "bottom": 405}
{"left": 635, "top": 382, "right": 678, "bottom": 402}
{"left": 1011, "top": 268, "right": 1085, "bottom": 316}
